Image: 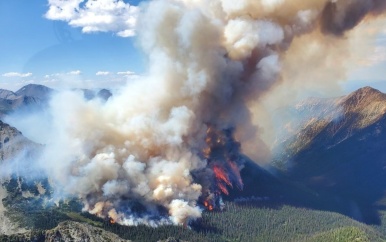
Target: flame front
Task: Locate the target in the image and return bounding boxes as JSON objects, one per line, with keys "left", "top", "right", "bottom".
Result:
{"left": 213, "top": 165, "right": 232, "bottom": 187}
{"left": 198, "top": 125, "right": 244, "bottom": 210}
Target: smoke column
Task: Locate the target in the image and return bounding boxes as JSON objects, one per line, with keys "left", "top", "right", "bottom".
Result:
{"left": 37, "top": 0, "right": 386, "bottom": 225}
{"left": 321, "top": 0, "right": 386, "bottom": 36}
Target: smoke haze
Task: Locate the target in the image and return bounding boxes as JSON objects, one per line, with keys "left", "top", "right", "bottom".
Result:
{"left": 5, "top": 0, "right": 386, "bottom": 225}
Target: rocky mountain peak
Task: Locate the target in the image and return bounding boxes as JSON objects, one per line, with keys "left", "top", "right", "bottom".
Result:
{"left": 275, "top": 86, "right": 386, "bottom": 164}
{"left": 341, "top": 86, "right": 386, "bottom": 109}
{"left": 15, "top": 84, "right": 53, "bottom": 99}
{"left": 0, "top": 90, "right": 17, "bottom": 100}
{"left": 335, "top": 86, "right": 386, "bottom": 129}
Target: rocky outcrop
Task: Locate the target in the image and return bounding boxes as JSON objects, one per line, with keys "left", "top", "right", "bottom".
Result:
{"left": 0, "top": 120, "right": 39, "bottom": 162}
{"left": 45, "top": 221, "right": 130, "bottom": 242}
{"left": 0, "top": 185, "right": 29, "bottom": 235}
{"left": 0, "top": 221, "right": 130, "bottom": 242}
{"left": 0, "top": 121, "right": 42, "bottom": 236}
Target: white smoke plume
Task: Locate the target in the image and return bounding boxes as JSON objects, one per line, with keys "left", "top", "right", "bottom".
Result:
{"left": 33, "top": 0, "right": 386, "bottom": 225}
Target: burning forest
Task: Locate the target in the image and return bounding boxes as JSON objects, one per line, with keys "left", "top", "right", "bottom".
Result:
{"left": 24, "top": 0, "right": 386, "bottom": 227}
{"left": 197, "top": 126, "right": 244, "bottom": 212}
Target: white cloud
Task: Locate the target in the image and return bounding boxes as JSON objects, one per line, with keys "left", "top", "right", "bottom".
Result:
{"left": 117, "top": 71, "right": 135, "bottom": 76}
{"left": 44, "top": 74, "right": 58, "bottom": 78}
{"left": 45, "top": 70, "right": 81, "bottom": 77}
{"left": 2, "top": 72, "right": 33, "bottom": 78}
{"left": 96, "top": 71, "right": 110, "bottom": 76}
{"left": 45, "top": 0, "right": 139, "bottom": 37}
{"left": 68, "top": 70, "right": 81, "bottom": 75}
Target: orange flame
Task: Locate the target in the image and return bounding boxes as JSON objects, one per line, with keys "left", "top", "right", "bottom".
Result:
{"left": 213, "top": 166, "right": 232, "bottom": 187}
{"left": 110, "top": 218, "right": 116, "bottom": 224}
{"left": 228, "top": 160, "right": 243, "bottom": 190}
{"left": 203, "top": 147, "right": 211, "bottom": 159}
{"left": 203, "top": 200, "right": 214, "bottom": 211}
{"left": 202, "top": 125, "right": 244, "bottom": 202}
{"left": 204, "top": 125, "right": 226, "bottom": 147}
{"left": 218, "top": 182, "right": 229, "bottom": 195}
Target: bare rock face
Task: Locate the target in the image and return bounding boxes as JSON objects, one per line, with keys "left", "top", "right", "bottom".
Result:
{"left": 0, "top": 185, "right": 28, "bottom": 235}
{"left": 0, "top": 221, "right": 131, "bottom": 241}
{"left": 0, "top": 121, "right": 42, "bottom": 235}
{"left": 0, "top": 120, "right": 37, "bottom": 162}
{"left": 277, "top": 86, "right": 386, "bottom": 158}
{"left": 45, "top": 221, "right": 130, "bottom": 242}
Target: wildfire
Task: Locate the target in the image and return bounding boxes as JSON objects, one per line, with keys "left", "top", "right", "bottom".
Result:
{"left": 213, "top": 165, "right": 233, "bottom": 195}
{"left": 203, "top": 147, "right": 211, "bottom": 159}
{"left": 199, "top": 125, "right": 244, "bottom": 211}
{"left": 204, "top": 126, "right": 227, "bottom": 148}
{"left": 228, "top": 160, "right": 243, "bottom": 190}
{"left": 110, "top": 218, "right": 116, "bottom": 224}
{"left": 213, "top": 165, "right": 232, "bottom": 186}
{"left": 203, "top": 200, "right": 214, "bottom": 211}
{"left": 217, "top": 183, "right": 229, "bottom": 195}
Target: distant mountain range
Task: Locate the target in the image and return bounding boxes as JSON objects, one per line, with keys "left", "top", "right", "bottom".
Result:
{"left": 0, "top": 84, "right": 112, "bottom": 117}
{"left": 0, "top": 84, "right": 54, "bottom": 117}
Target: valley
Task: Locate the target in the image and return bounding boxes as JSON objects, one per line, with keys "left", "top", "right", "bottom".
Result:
{"left": 1, "top": 85, "right": 386, "bottom": 241}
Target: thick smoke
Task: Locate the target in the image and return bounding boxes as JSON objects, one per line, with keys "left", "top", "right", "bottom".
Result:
{"left": 321, "top": 0, "right": 386, "bottom": 36}
{"left": 33, "top": 0, "right": 386, "bottom": 225}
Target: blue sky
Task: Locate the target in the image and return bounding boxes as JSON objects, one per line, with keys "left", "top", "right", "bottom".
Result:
{"left": 0, "top": 0, "right": 145, "bottom": 90}
{"left": 0, "top": 0, "right": 385, "bottom": 93}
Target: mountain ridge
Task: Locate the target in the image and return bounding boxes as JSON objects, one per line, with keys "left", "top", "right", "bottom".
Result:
{"left": 1, "top": 85, "right": 386, "bottom": 240}
{"left": 0, "top": 84, "right": 113, "bottom": 119}
{"left": 274, "top": 86, "right": 386, "bottom": 224}
{"left": 0, "top": 84, "right": 54, "bottom": 117}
